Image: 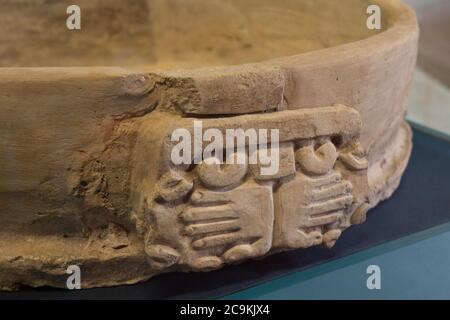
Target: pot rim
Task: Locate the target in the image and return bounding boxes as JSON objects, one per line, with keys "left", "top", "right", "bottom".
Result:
{"left": 0, "top": 0, "right": 418, "bottom": 77}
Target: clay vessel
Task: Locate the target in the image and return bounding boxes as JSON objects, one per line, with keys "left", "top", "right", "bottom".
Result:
{"left": 0, "top": 0, "right": 418, "bottom": 290}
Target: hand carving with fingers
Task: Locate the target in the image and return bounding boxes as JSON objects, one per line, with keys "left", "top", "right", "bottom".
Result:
{"left": 298, "top": 171, "right": 353, "bottom": 247}
{"left": 180, "top": 183, "right": 274, "bottom": 270}
{"left": 274, "top": 139, "right": 355, "bottom": 249}
{"left": 143, "top": 156, "right": 274, "bottom": 272}
{"left": 133, "top": 105, "right": 372, "bottom": 274}
{"left": 274, "top": 171, "right": 354, "bottom": 249}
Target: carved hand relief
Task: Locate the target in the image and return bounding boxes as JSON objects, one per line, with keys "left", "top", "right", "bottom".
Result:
{"left": 273, "top": 141, "right": 369, "bottom": 250}
{"left": 131, "top": 105, "right": 371, "bottom": 271}
{"left": 144, "top": 176, "right": 274, "bottom": 271}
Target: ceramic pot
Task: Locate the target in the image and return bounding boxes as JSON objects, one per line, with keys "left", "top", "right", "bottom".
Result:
{"left": 0, "top": 0, "right": 418, "bottom": 290}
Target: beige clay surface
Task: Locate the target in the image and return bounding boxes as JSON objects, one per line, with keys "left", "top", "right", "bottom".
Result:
{"left": 0, "top": 0, "right": 418, "bottom": 290}
{"left": 0, "top": 0, "right": 386, "bottom": 68}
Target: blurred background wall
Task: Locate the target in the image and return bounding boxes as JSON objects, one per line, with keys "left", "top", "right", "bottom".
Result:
{"left": 405, "top": 0, "right": 450, "bottom": 87}
{"left": 403, "top": 0, "right": 450, "bottom": 136}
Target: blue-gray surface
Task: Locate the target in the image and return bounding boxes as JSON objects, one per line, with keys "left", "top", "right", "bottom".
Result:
{"left": 222, "top": 223, "right": 450, "bottom": 300}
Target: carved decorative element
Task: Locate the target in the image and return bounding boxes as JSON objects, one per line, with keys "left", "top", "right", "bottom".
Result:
{"left": 144, "top": 174, "right": 274, "bottom": 271}
{"left": 132, "top": 105, "right": 369, "bottom": 271}
{"left": 197, "top": 153, "right": 248, "bottom": 189}
{"left": 274, "top": 140, "right": 359, "bottom": 250}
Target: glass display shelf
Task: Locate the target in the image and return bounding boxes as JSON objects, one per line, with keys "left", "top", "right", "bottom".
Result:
{"left": 222, "top": 222, "right": 450, "bottom": 300}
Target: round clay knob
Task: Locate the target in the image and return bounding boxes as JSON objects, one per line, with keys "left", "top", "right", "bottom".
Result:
{"left": 197, "top": 152, "right": 248, "bottom": 189}
{"left": 296, "top": 141, "right": 338, "bottom": 175}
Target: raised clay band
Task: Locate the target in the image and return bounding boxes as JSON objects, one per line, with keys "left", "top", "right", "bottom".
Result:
{"left": 0, "top": 0, "right": 418, "bottom": 290}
